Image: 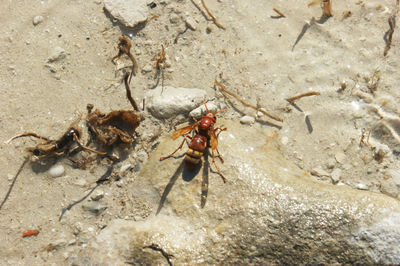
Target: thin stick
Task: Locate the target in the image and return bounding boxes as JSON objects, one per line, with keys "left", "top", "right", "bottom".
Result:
{"left": 286, "top": 91, "right": 321, "bottom": 103}
{"left": 5, "top": 132, "right": 51, "bottom": 144}
{"left": 200, "top": 0, "right": 226, "bottom": 30}
{"left": 0, "top": 158, "right": 28, "bottom": 211}
{"left": 384, "top": 15, "right": 396, "bottom": 56}
{"left": 124, "top": 72, "right": 139, "bottom": 111}
{"left": 272, "top": 8, "right": 286, "bottom": 18}
{"left": 215, "top": 80, "right": 283, "bottom": 122}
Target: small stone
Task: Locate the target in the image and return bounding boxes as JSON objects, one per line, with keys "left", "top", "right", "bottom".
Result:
{"left": 49, "top": 164, "right": 65, "bottom": 177}
{"left": 7, "top": 174, "right": 13, "bottom": 181}
{"left": 33, "top": 15, "right": 44, "bottom": 25}
{"left": 356, "top": 183, "right": 369, "bottom": 190}
{"left": 326, "top": 158, "right": 336, "bottom": 169}
{"left": 142, "top": 64, "right": 153, "bottom": 73}
{"left": 104, "top": 0, "right": 149, "bottom": 28}
{"left": 280, "top": 136, "right": 289, "bottom": 145}
{"left": 185, "top": 17, "right": 197, "bottom": 30}
{"left": 189, "top": 101, "right": 219, "bottom": 119}
{"left": 331, "top": 168, "right": 342, "bottom": 183}
{"left": 240, "top": 115, "right": 255, "bottom": 125}
{"left": 90, "top": 190, "right": 104, "bottom": 201}
{"left": 73, "top": 178, "right": 87, "bottom": 187}
{"left": 380, "top": 179, "right": 398, "bottom": 198}
{"left": 82, "top": 201, "right": 107, "bottom": 214}
{"left": 170, "top": 13, "right": 180, "bottom": 24}
{"left": 120, "top": 163, "right": 132, "bottom": 173}
{"left": 47, "top": 46, "right": 67, "bottom": 62}
{"left": 146, "top": 86, "right": 206, "bottom": 119}
{"left": 335, "top": 152, "right": 347, "bottom": 164}
{"left": 311, "top": 167, "right": 330, "bottom": 177}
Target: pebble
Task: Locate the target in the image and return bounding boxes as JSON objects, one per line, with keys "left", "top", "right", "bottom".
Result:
{"left": 104, "top": 0, "right": 149, "bottom": 28}
{"left": 120, "top": 163, "right": 132, "bottom": 173}
{"left": 33, "top": 15, "right": 44, "bottom": 26}
{"left": 90, "top": 190, "right": 104, "bottom": 201}
{"left": 356, "top": 183, "right": 369, "bottom": 190}
{"left": 335, "top": 152, "right": 347, "bottom": 164}
{"left": 82, "top": 201, "right": 107, "bottom": 214}
{"left": 240, "top": 115, "right": 255, "bottom": 125}
{"left": 189, "top": 101, "right": 219, "bottom": 119}
{"left": 49, "top": 164, "right": 65, "bottom": 177}
{"left": 185, "top": 17, "right": 197, "bottom": 30}
{"left": 380, "top": 179, "right": 398, "bottom": 198}
{"left": 146, "top": 86, "right": 206, "bottom": 119}
{"left": 326, "top": 158, "right": 336, "bottom": 169}
{"left": 47, "top": 46, "right": 67, "bottom": 62}
{"left": 330, "top": 168, "right": 342, "bottom": 183}
{"left": 142, "top": 64, "right": 153, "bottom": 73}
{"left": 170, "top": 13, "right": 180, "bottom": 24}
{"left": 73, "top": 178, "right": 87, "bottom": 187}
{"left": 7, "top": 174, "right": 13, "bottom": 181}
{"left": 311, "top": 167, "right": 330, "bottom": 177}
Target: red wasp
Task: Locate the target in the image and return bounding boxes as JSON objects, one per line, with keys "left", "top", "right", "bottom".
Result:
{"left": 160, "top": 101, "right": 227, "bottom": 182}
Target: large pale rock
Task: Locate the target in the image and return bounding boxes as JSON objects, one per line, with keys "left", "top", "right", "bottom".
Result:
{"left": 104, "top": 0, "right": 149, "bottom": 28}
{"left": 77, "top": 120, "right": 400, "bottom": 264}
{"left": 146, "top": 86, "right": 206, "bottom": 119}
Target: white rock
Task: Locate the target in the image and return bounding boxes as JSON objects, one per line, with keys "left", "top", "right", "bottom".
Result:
{"left": 91, "top": 190, "right": 104, "bottom": 201}
{"left": 335, "top": 152, "right": 347, "bottom": 164}
{"left": 189, "top": 101, "right": 219, "bottom": 119}
{"left": 185, "top": 17, "right": 197, "bottom": 30}
{"left": 33, "top": 15, "right": 44, "bottom": 25}
{"left": 240, "top": 115, "right": 255, "bottom": 125}
{"left": 47, "top": 46, "right": 67, "bottom": 62}
{"left": 142, "top": 64, "right": 153, "bottom": 73}
{"left": 331, "top": 168, "right": 342, "bottom": 183}
{"left": 356, "top": 183, "right": 369, "bottom": 190}
{"left": 120, "top": 163, "right": 132, "bottom": 173}
{"left": 7, "top": 174, "right": 13, "bottom": 181}
{"left": 311, "top": 167, "right": 329, "bottom": 177}
{"left": 146, "top": 86, "right": 206, "bottom": 119}
{"left": 169, "top": 13, "right": 180, "bottom": 24}
{"left": 104, "top": 0, "right": 149, "bottom": 28}
{"left": 49, "top": 164, "right": 65, "bottom": 177}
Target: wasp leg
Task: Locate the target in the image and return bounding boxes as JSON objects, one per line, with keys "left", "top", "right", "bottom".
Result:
{"left": 160, "top": 135, "right": 192, "bottom": 161}
{"left": 211, "top": 149, "right": 227, "bottom": 183}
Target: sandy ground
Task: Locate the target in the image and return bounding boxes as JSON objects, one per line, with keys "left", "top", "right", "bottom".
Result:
{"left": 0, "top": 0, "right": 400, "bottom": 264}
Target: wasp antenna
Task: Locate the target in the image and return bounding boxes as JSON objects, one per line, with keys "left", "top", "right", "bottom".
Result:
{"left": 213, "top": 108, "right": 225, "bottom": 115}
{"left": 202, "top": 99, "right": 210, "bottom": 114}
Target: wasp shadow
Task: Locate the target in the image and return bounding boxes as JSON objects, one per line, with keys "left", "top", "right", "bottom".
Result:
{"left": 156, "top": 160, "right": 202, "bottom": 215}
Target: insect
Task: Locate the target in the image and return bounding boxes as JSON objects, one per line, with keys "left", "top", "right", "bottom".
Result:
{"left": 160, "top": 101, "right": 227, "bottom": 182}
{"left": 6, "top": 118, "right": 105, "bottom": 159}
{"left": 86, "top": 72, "right": 141, "bottom": 147}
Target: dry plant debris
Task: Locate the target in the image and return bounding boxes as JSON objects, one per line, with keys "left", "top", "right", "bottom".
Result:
{"left": 286, "top": 91, "right": 321, "bottom": 103}
{"left": 200, "top": 0, "right": 226, "bottom": 30}
{"left": 272, "top": 8, "right": 286, "bottom": 18}
{"left": 112, "top": 36, "right": 139, "bottom": 80}
{"left": 308, "top": 0, "right": 332, "bottom": 17}
{"left": 214, "top": 79, "right": 283, "bottom": 122}
{"left": 86, "top": 72, "right": 140, "bottom": 147}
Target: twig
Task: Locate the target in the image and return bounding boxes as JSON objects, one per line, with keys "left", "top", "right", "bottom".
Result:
{"left": 144, "top": 243, "right": 174, "bottom": 266}
{"left": 384, "top": 15, "right": 396, "bottom": 56}
{"left": 322, "top": 0, "right": 332, "bottom": 17}
{"left": 215, "top": 80, "right": 283, "bottom": 122}
{"left": 124, "top": 72, "right": 139, "bottom": 111}
{"left": 200, "top": 0, "right": 226, "bottom": 30}
{"left": 286, "top": 91, "right": 320, "bottom": 103}
{"left": 272, "top": 8, "right": 286, "bottom": 18}
{"left": 0, "top": 158, "right": 28, "bottom": 211}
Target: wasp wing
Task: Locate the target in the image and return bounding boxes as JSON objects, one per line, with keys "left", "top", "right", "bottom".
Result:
{"left": 171, "top": 124, "right": 197, "bottom": 140}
